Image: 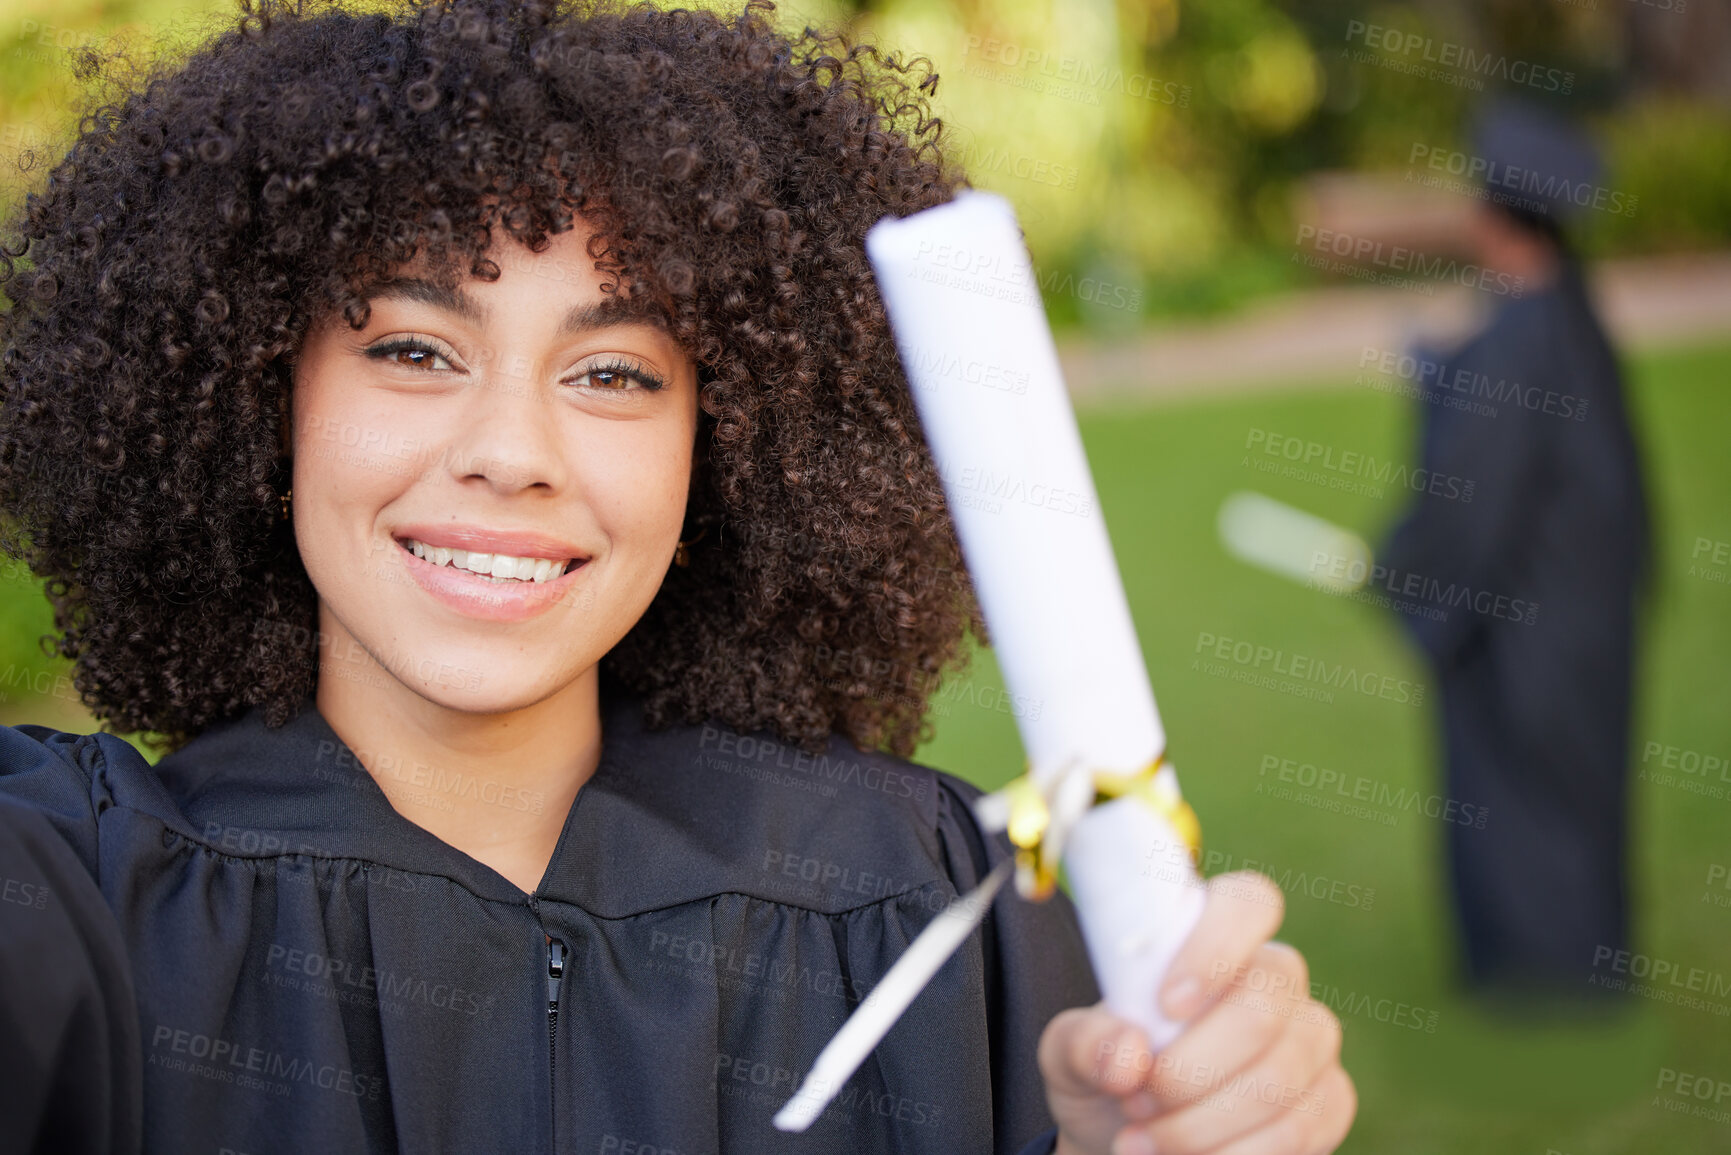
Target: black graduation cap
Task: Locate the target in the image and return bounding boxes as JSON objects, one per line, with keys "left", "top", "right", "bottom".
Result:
{"left": 1470, "top": 97, "right": 1604, "bottom": 224}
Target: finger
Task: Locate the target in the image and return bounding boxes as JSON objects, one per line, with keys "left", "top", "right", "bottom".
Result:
{"left": 1174, "top": 1064, "right": 1358, "bottom": 1155}
{"left": 1303, "top": 1064, "right": 1358, "bottom": 1155}
{"left": 1038, "top": 1002, "right": 1161, "bottom": 1103}
{"left": 1161, "top": 871, "right": 1286, "bottom": 1020}
{"left": 1146, "top": 942, "right": 1310, "bottom": 1106}
{"left": 1137, "top": 1000, "right": 1342, "bottom": 1152}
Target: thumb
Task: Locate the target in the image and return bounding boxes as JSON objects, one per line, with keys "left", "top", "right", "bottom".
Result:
{"left": 1038, "top": 1002, "right": 1156, "bottom": 1102}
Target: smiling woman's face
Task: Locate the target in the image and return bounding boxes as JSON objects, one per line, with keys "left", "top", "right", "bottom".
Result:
{"left": 289, "top": 221, "right": 699, "bottom": 713}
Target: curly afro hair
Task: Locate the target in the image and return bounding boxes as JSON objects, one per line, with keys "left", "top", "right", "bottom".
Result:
{"left": 0, "top": 0, "right": 990, "bottom": 757}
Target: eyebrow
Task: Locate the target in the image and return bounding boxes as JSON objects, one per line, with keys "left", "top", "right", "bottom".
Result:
{"left": 366, "top": 277, "right": 663, "bottom": 337}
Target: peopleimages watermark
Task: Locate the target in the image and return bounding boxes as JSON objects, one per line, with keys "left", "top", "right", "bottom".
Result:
{"left": 1587, "top": 946, "right": 1731, "bottom": 1016}
{"left": 951, "top": 139, "right": 1080, "bottom": 191}
{"left": 1306, "top": 553, "right": 1540, "bottom": 628}
{"left": 1191, "top": 630, "right": 1426, "bottom": 708}
{"left": 0, "top": 119, "right": 51, "bottom": 154}
{"left": 1, "top": 875, "right": 50, "bottom": 911}
{"left": 1652, "top": 1066, "right": 1731, "bottom": 1125}
{"left": 11, "top": 18, "right": 103, "bottom": 65}
{"left": 0, "top": 663, "right": 83, "bottom": 709}
{"left": 894, "top": 237, "right": 1144, "bottom": 314}
{"left": 1256, "top": 753, "right": 1489, "bottom": 831}
{"left": 694, "top": 725, "right": 935, "bottom": 803}
{"left": 1356, "top": 345, "right": 1589, "bottom": 422}
{"left": 1209, "top": 958, "right": 1440, "bottom": 1034}
{"left": 1639, "top": 738, "right": 1731, "bottom": 802}
{"left": 1140, "top": 837, "right": 1377, "bottom": 914}
{"left": 1342, "top": 20, "right": 1575, "bottom": 95}
{"left": 1406, "top": 142, "right": 1637, "bottom": 218}
{"left": 149, "top": 1022, "right": 384, "bottom": 1101}
{"left": 900, "top": 342, "right": 1030, "bottom": 396}
{"left": 1243, "top": 427, "right": 1474, "bottom": 503}
{"left": 805, "top": 641, "right": 1041, "bottom": 724}
{"left": 1688, "top": 536, "right": 1731, "bottom": 588}
{"left": 958, "top": 34, "right": 1190, "bottom": 108}
{"left": 311, "top": 737, "right": 547, "bottom": 817}
{"left": 1294, "top": 224, "right": 1525, "bottom": 297}
{"left": 263, "top": 943, "right": 494, "bottom": 1019}
{"left": 933, "top": 458, "right": 1094, "bottom": 520}
{"left": 306, "top": 414, "right": 546, "bottom": 485}
{"left": 1703, "top": 863, "right": 1731, "bottom": 911}
{"left": 715, "top": 1049, "right": 943, "bottom": 1127}
{"left": 599, "top": 1133, "right": 692, "bottom": 1155}
{"left": 758, "top": 848, "right": 955, "bottom": 914}
{"left": 252, "top": 618, "right": 488, "bottom": 694}
{"left": 1091, "top": 1038, "right": 1327, "bottom": 1116}
{"left": 645, "top": 929, "right": 874, "bottom": 1005}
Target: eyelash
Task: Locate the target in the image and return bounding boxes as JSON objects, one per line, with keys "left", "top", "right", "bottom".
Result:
{"left": 363, "top": 337, "right": 667, "bottom": 393}
{"left": 577, "top": 356, "right": 667, "bottom": 393}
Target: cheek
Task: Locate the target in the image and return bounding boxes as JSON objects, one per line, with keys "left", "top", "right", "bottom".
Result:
{"left": 581, "top": 425, "right": 693, "bottom": 540}
{"left": 291, "top": 383, "right": 421, "bottom": 572}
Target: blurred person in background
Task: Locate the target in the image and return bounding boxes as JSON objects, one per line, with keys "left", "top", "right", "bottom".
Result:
{"left": 1379, "top": 97, "right": 1651, "bottom": 1008}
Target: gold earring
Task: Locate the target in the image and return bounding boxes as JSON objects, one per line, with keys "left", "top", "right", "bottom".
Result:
{"left": 673, "top": 525, "right": 707, "bottom": 567}
{"left": 280, "top": 488, "right": 292, "bottom": 520}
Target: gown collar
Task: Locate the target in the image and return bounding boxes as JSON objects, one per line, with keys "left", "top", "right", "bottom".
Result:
{"left": 140, "top": 682, "right": 948, "bottom": 916}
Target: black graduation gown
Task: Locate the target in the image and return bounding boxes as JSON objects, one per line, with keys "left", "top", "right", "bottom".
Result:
{"left": 1379, "top": 256, "right": 1649, "bottom": 992}
{"left": 0, "top": 680, "right": 1101, "bottom": 1154}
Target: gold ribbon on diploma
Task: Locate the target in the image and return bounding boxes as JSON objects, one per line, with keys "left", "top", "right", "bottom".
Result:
{"left": 998, "top": 752, "right": 1203, "bottom": 900}
{"left": 774, "top": 749, "right": 1204, "bottom": 1132}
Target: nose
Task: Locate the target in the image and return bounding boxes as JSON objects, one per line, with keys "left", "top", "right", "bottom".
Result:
{"left": 439, "top": 354, "right": 570, "bottom": 495}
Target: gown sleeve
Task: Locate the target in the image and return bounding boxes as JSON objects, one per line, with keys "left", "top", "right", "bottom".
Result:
{"left": 0, "top": 724, "right": 143, "bottom": 1155}
{"left": 1378, "top": 320, "right": 1546, "bottom": 664}
{"left": 933, "top": 769, "right": 1102, "bottom": 1155}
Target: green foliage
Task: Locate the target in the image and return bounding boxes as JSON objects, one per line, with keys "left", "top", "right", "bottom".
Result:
{"left": 3, "top": 0, "right": 1729, "bottom": 326}
{"left": 1582, "top": 101, "right": 1731, "bottom": 258}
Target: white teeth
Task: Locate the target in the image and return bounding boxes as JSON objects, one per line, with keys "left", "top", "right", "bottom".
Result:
{"left": 400, "top": 539, "right": 573, "bottom": 583}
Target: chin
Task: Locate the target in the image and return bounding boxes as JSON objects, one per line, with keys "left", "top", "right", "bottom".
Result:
{"left": 394, "top": 668, "right": 587, "bottom": 717}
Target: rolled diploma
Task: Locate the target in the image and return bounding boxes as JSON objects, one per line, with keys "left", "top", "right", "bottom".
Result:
{"left": 864, "top": 190, "right": 1207, "bottom": 1050}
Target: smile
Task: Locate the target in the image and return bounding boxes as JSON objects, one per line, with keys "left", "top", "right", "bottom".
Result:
{"left": 397, "top": 537, "right": 580, "bottom": 584}
{"left": 390, "top": 531, "right": 593, "bottom": 624}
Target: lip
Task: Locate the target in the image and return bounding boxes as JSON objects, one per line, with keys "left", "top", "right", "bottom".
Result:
{"left": 392, "top": 523, "right": 590, "bottom": 563}
{"left": 389, "top": 523, "right": 592, "bottom": 624}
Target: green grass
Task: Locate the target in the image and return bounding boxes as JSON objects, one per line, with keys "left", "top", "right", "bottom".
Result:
{"left": 0, "top": 340, "right": 1726, "bottom": 1150}
{"left": 914, "top": 339, "right": 1731, "bottom": 1153}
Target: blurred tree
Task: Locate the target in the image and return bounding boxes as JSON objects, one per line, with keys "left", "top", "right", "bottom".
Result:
{"left": 3, "top": 0, "right": 1729, "bottom": 325}
{"left": 1624, "top": 0, "right": 1731, "bottom": 107}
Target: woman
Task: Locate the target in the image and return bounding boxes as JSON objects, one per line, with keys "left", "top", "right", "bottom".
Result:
{"left": 0, "top": 1, "right": 1354, "bottom": 1152}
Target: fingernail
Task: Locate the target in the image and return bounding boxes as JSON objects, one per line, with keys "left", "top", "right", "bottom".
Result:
{"left": 1113, "top": 1131, "right": 1156, "bottom": 1155}
{"left": 1163, "top": 976, "right": 1200, "bottom": 1017}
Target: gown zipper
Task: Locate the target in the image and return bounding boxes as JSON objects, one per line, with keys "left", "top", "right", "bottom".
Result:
{"left": 547, "top": 935, "right": 566, "bottom": 1144}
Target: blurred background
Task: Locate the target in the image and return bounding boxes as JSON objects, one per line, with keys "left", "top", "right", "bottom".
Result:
{"left": 2, "top": 0, "right": 1729, "bottom": 1151}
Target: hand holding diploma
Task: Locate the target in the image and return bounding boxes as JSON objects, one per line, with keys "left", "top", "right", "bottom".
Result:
{"left": 776, "top": 191, "right": 1354, "bottom": 1153}
{"left": 1038, "top": 872, "right": 1356, "bottom": 1155}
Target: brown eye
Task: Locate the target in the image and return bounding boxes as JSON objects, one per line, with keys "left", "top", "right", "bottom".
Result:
{"left": 365, "top": 337, "right": 459, "bottom": 373}
{"left": 395, "top": 348, "right": 438, "bottom": 369}
{"left": 568, "top": 358, "right": 666, "bottom": 393}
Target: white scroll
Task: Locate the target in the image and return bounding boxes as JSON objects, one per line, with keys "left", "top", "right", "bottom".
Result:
{"left": 775, "top": 190, "right": 1207, "bottom": 1131}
